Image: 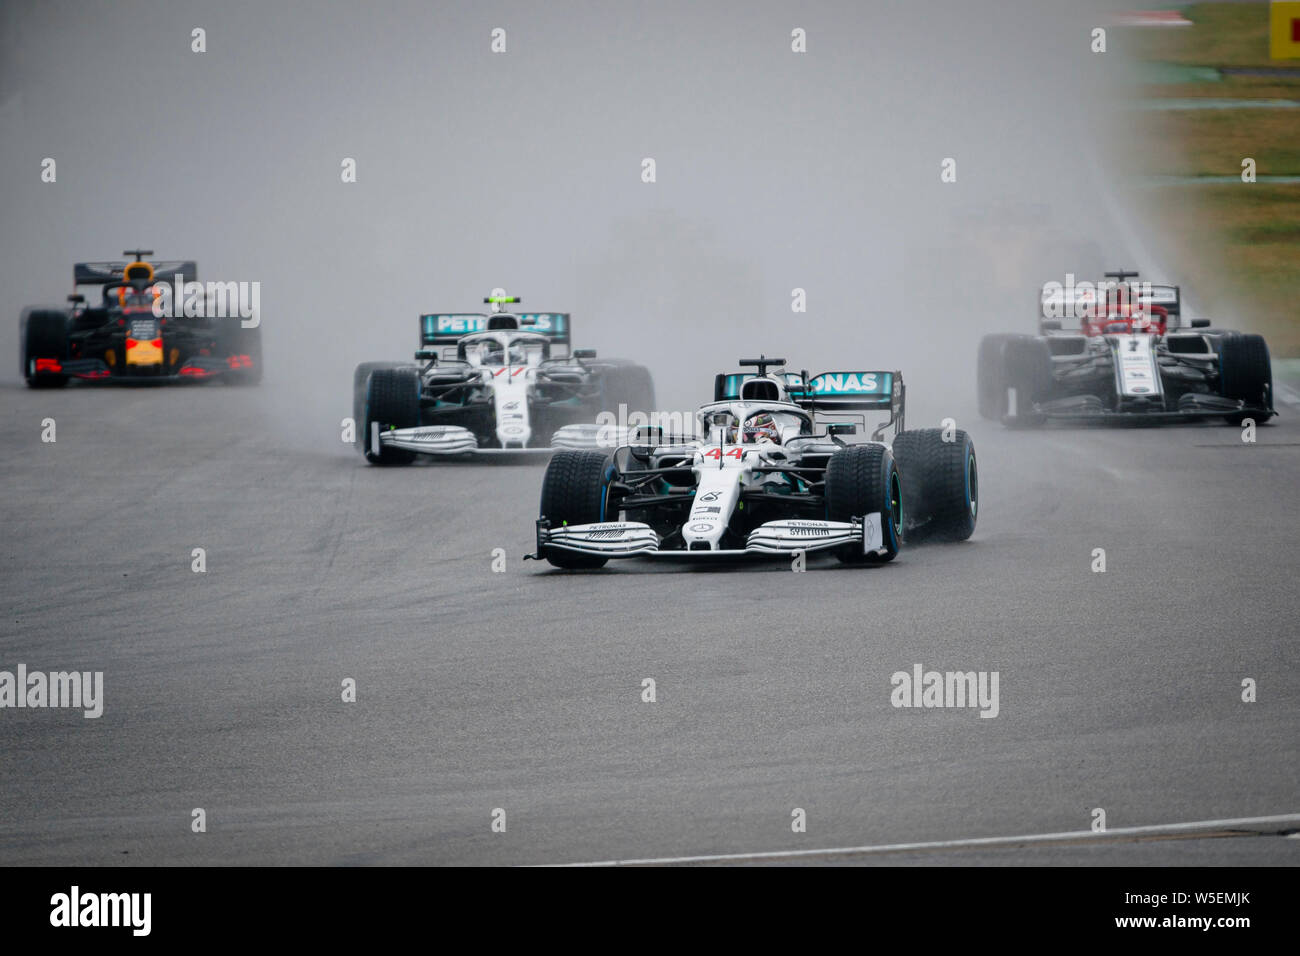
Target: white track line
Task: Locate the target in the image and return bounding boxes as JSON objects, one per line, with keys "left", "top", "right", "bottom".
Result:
{"left": 547, "top": 812, "right": 1300, "bottom": 866}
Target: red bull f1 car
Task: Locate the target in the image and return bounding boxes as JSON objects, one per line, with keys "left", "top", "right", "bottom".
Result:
{"left": 527, "top": 356, "right": 978, "bottom": 569}
{"left": 353, "top": 293, "right": 655, "bottom": 464}
{"left": 20, "top": 251, "right": 262, "bottom": 387}
{"left": 978, "top": 270, "right": 1274, "bottom": 425}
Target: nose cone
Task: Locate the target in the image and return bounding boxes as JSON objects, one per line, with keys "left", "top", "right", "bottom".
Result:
{"left": 125, "top": 337, "right": 164, "bottom": 366}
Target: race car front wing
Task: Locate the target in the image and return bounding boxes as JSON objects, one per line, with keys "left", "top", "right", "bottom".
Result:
{"left": 1029, "top": 392, "right": 1273, "bottom": 423}
{"left": 526, "top": 514, "right": 886, "bottom": 561}
{"left": 32, "top": 354, "right": 242, "bottom": 382}
{"left": 374, "top": 424, "right": 485, "bottom": 456}
{"left": 373, "top": 422, "right": 646, "bottom": 457}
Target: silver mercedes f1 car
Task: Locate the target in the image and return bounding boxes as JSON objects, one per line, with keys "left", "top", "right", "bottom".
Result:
{"left": 527, "top": 356, "right": 978, "bottom": 569}
{"left": 353, "top": 293, "right": 655, "bottom": 463}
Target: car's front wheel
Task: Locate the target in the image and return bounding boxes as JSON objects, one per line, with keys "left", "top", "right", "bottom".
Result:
{"left": 976, "top": 334, "right": 1014, "bottom": 420}
{"left": 1217, "top": 333, "right": 1273, "bottom": 425}
{"left": 352, "top": 362, "right": 405, "bottom": 453}
{"left": 824, "top": 443, "right": 901, "bottom": 564}
{"left": 539, "top": 450, "right": 617, "bottom": 569}
{"left": 21, "top": 308, "right": 70, "bottom": 389}
{"left": 363, "top": 368, "right": 421, "bottom": 465}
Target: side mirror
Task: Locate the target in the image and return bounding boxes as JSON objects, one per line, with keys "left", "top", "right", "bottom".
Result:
{"left": 827, "top": 423, "right": 857, "bottom": 437}
{"left": 67, "top": 293, "right": 85, "bottom": 304}
{"left": 1040, "top": 319, "right": 1062, "bottom": 331}
{"left": 1190, "top": 318, "right": 1210, "bottom": 329}
{"left": 519, "top": 316, "right": 536, "bottom": 326}
{"left": 414, "top": 349, "right": 438, "bottom": 363}
{"left": 574, "top": 348, "right": 597, "bottom": 359}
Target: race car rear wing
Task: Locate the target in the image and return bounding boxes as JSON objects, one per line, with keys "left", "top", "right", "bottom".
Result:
{"left": 713, "top": 365, "right": 904, "bottom": 440}
{"left": 791, "top": 370, "right": 905, "bottom": 440}
{"left": 1139, "top": 285, "right": 1181, "bottom": 319}
{"left": 74, "top": 260, "right": 197, "bottom": 285}
{"left": 713, "top": 371, "right": 807, "bottom": 401}
{"left": 1039, "top": 279, "right": 1182, "bottom": 329}
{"left": 420, "top": 312, "right": 571, "bottom": 346}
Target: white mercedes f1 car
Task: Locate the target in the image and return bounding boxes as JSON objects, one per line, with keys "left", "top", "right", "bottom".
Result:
{"left": 527, "top": 357, "right": 978, "bottom": 569}
{"left": 353, "top": 293, "right": 655, "bottom": 463}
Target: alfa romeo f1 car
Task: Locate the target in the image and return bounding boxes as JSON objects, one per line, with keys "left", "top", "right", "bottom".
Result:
{"left": 978, "top": 270, "right": 1274, "bottom": 425}
{"left": 353, "top": 294, "right": 656, "bottom": 463}
{"left": 20, "top": 251, "right": 262, "bottom": 386}
{"left": 527, "top": 356, "right": 978, "bottom": 569}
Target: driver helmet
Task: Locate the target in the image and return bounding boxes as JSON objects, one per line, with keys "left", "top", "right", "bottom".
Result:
{"left": 117, "top": 285, "right": 159, "bottom": 309}
{"left": 744, "top": 413, "right": 781, "bottom": 444}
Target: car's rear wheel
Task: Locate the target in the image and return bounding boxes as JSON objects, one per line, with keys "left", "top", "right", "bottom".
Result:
{"left": 21, "top": 309, "right": 70, "bottom": 388}
{"left": 824, "top": 443, "right": 901, "bottom": 564}
{"left": 1217, "top": 333, "right": 1273, "bottom": 425}
{"left": 539, "top": 450, "right": 617, "bottom": 569}
{"left": 891, "top": 428, "right": 978, "bottom": 543}
{"left": 216, "top": 317, "right": 263, "bottom": 385}
{"left": 596, "top": 361, "right": 656, "bottom": 419}
{"left": 363, "top": 368, "right": 421, "bottom": 465}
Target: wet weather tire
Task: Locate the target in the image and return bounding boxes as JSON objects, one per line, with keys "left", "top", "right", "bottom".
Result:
{"left": 353, "top": 362, "right": 405, "bottom": 452}
{"left": 824, "top": 443, "right": 901, "bottom": 564}
{"left": 539, "top": 450, "right": 616, "bottom": 569}
{"left": 215, "top": 317, "right": 263, "bottom": 386}
{"left": 1217, "top": 333, "right": 1273, "bottom": 425}
{"left": 597, "top": 362, "right": 656, "bottom": 420}
{"left": 1001, "top": 335, "right": 1052, "bottom": 425}
{"left": 891, "top": 428, "right": 978, "bottom": 543}
{"left": 21, "top": 309, "right": 70, "bottom": 388}
{"left": 363, "top": 368, "right": 421, "bottom": 465}
{"left": 976, "top": 334, "right": 1014, "bottom": 420}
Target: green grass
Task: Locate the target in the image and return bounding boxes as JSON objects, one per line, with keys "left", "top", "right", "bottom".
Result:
{"left": 1141, "top": 185, "right": 1300, "bottom": 355}
{"left": 1126, "top": 3, "right": 1280, "bottom": 66}
{"left": 1120, "top": 3, "right": 1300, "bottom": 355}
{"left": 1143, "top": 76, "right": 1300, "bottom": 100}
{"left": 1130, "top": 109, "right": 1300, "bottom": 177}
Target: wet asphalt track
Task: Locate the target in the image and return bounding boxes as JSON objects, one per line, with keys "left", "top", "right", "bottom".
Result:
{"left": 0, "top": 379, "right": 1297, "bottom": 866}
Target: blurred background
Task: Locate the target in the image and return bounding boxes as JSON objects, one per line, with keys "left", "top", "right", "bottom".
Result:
{"left": 1, "top": 0, "right": 1297, "bottom": 871}
{"left": 1, "top": 0, "right": 1293, "bottom": 438}
{"left": 1112, "top": 2, "right": 1300, "bottom": 357}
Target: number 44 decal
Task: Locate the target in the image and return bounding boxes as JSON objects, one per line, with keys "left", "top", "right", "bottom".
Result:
{"left": 703, "top": 447, "right": 745, "bottom": 460}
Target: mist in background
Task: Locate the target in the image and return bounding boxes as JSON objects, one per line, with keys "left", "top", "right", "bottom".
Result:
{"left": 1, "top": 0, "right": 1132, "bottom": 445}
